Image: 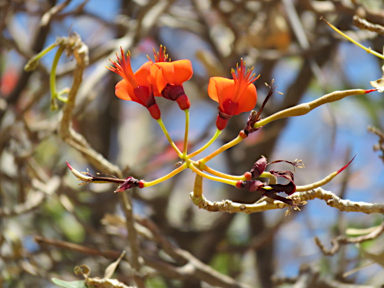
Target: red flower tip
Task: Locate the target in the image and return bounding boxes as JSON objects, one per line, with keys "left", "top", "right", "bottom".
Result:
{"left": 337, "top": 154, "right": 357, "bottom": 174}
{"left": 364, "top": 89, "right": 377, "bottom": 94}
{"left": 66, "top": 161, "right": 72, "bottom": 170}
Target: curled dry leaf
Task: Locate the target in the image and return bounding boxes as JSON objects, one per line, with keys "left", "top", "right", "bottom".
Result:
{"left": 104, "top": 251, "right": 126, "bottom": 279}
{"left": 370, "top": 78, "right": 384, "bottom": 93}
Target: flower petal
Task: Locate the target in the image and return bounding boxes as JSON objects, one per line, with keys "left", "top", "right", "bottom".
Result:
{"left": 156, "top": 60, "right": 193, "bottom": 85}
{"left": 235, "top": 83, "right": 257, "bottom": 114}
{"left": 134, "top": 62, "right": 151, "bottom": 87}
{"left": 151, "top": 64, "right": 167, "bottom": 96}
{"left": 115, "top": 80, "right": 141, "bottom": 104}
{"left": 208, "top": 77, "right": 234, "bottom": 109}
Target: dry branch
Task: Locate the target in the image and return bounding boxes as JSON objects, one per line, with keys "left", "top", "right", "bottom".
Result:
{"left": 315, "top": 222, "right": 384, "bottom": 256}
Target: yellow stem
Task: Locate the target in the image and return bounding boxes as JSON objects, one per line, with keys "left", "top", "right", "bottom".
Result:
{"left": 200, "top": 134, "right": 244, "bottom": 164}
{"left": 157, "top": 119, "right": 183, "bottom": 158}
{"left": 143, "top": 162, "right": 188, "bottom": 187}
{"left": 187, "top": 129, "right": 222, "bottom": 159}
{"left": 254, "top": 89, "right": 367, "bottom": 128}
{"left": 295, "top": 170, "right": 338, "bottom": 192}
{"left": 189, "top": 163, "right": 238, "bottom": 186}
{"left": 182, "top": 109, "right": 190, "bottom": 158}
{"left": 323, "top": 18, "right": 384, "bottom": 60}
{"left": 203, "top": 165, "right": 247, "bottom": 181}
{"left": 259, "top": 172, "right": 277, "bottom": 184}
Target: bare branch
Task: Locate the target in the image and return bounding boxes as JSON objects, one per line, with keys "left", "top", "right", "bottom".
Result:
{"left": 293, "top": 188, "right": 384, "bottom": 214}
{"left": 353, "top": 15, "right": 384, "bottom": 36}
{"left": 315, "top": 222, "right": 384, "bottom": 256}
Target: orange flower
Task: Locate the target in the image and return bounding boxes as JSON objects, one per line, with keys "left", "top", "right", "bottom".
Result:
{"left": 208, "top": 59, "right": 258, "bottom": 130}
{"left": 151, "top": 46, "right": 193, "bottom": 110}
{"left": 108, "top": 47, "right": 166, "bottom": 120}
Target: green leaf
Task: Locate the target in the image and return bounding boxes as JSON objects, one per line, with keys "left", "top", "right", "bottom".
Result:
{"left": 51, "top": 278, "right": 86, "bottom": 288}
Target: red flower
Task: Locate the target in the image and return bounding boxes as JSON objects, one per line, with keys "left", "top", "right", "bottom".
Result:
{"left": 108, "top": 47, "right": 165, "bottom": 120}
{"left": 208, "top": 59, "right": 258, "bottom": 130}
{"left": 152, "top": 46, "right": 193, "bottom": 110}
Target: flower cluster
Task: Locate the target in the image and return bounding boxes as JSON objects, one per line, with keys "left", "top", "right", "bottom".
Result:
{"left": 66, "top": 44, "right": 364, "bottom": 209}
{"left": 107, "top": 46, "right": 193, "bottom": 119}
{"left": 108, "top": 46, "right": 258, "bottom": 130}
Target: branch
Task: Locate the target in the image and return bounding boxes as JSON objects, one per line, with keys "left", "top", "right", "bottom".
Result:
{"left": 368, "top": 126, "right": 384, "bottom": 163}
{"left": 56, "top": 35, "right": 145, "bottom": 287}
{"left": 190, "top": 192, "right": 287, "bottom": 213}
{"left": 292, "top": 188, "right": 384, "bottom": 214}
{"left": 136, "top": 217, "right": 252, "bottom": 288}
{"left": 353, "top": 15, "right": 384, "bottom": 36}
{"left": 255, "top": 89, "right": 376, "bottom": 128}
{"left": 315, "top": 222, "right": 384, "bottom": 256}
{"left": 190, "top": 187, "right": 384, "bottom": 215}
{"left": 0, "top": 177, "right": 59, "bottom": 217}
{"left": 0, "top": 190, "right": 45, "bottom": 217}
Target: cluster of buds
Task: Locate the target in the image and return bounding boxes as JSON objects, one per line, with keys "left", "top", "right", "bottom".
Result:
{"left": 236, "top": 157, "right": 304, "bottom": 206}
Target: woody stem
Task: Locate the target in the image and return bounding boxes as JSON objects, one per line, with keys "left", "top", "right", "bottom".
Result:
{"left": 157, "top": 119, "right": 183, "bottom": 158}
{"left": 187, "top": 129, "right": 222, "bottom": 159}
{"left": 193, "top": 174, "right": 203, "bottom": 198}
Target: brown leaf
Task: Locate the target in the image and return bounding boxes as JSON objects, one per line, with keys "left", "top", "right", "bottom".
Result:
{"left": 104, "top": 251, "right": 126, "bottom": 279}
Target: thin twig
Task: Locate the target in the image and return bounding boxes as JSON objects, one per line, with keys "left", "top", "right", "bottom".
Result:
{"left": 315, "top": 221, "right": 384, "bottom": 256}
{"left": 353, "top": 15, "right": 384, "bottom": 36}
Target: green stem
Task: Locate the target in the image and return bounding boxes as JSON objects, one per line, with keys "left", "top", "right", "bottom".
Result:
{"left": 187, "top": 129, "right": 222, "bottom": 159}
{"left": 50, "top": 45, "right": 65, "bottom": 110}
{"left": 157, "top": 118, "right": 183, "bottom": 158}
{"left": 24, "top": 42, "right": 60, "bottom": 72}
{"left": 182, "top": 109, "right": 190, "bottom": 158}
